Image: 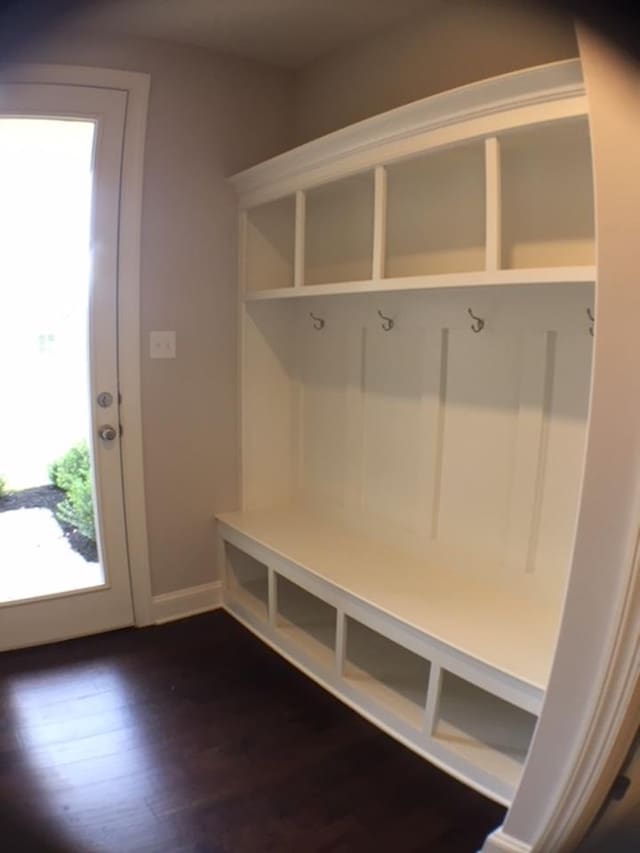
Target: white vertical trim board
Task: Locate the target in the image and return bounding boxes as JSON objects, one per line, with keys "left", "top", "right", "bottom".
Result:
{"left": 294, "top": 190, "right": 306, "bottom": 288}
{"left": 152, "top": 582, "right": 223, "bottom": 624}
{"left": 485, "top": 136, "right": 502, "bottom": 272}
{"left": 372, "top": 165, "right": 387, "bottom": 279}
{"left": 2, "top": 64, "right": 153, "bottom": 625}
{"left": 114, "top": 70, "right": 153, "bottom": 626}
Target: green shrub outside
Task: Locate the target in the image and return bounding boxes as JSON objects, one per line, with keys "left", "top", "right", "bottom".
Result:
{"left": 0, "top": 475, "right": 8, "bottom": 498}
{"left": 49, "top": 442, "right": 88, "bottom": 492}
{"left": 49, "top": 441, "right": 96, "bottom": 541}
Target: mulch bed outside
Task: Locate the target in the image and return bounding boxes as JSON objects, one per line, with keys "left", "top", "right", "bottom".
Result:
{"left": 0, "top": 484, "right": 98, "bottom": 563}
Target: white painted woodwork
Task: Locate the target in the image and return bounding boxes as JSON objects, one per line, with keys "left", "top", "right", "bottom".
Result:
{"left": 304, "top": 171, "right": 374, "bottom": 285}
{"left": 231, "top": 61, "right": 585, "bottom": 206}
{"left": 275, "top": 574, "right": 337, "bottom": 668}
{"left": 242, "top": 117, "right": 594, "bottom": 296}
{"left": 485, "top": 136, "right": 502, "bottom": 271}
{"left": 434, "top": 671, "right": 538, "bottom": 791}
{"left": 501, "top": 118, "right": 595, "bottom": 269}
{"left": 219, "top": 511, "right": 545, "bottom": 803}
{"left": 224, "top": 541, "right": 269, "bottom": 619}
{"left": 221, "top": 61, "right": 598, "bottom": 811}
{"left": 218, "top": 505, "right": 562, "bottom": 692}
{"left": 243, "top": 267, "right": 596, "bottom": 301}
{"left": 293, "top": 190, "right": 305, "bottom": 288}
{"left": 385, "top": 141, "right": 486, "bottom": 276}
{"left": 344, "top": 616, "right": 430, "bottom": 728}
{"left": 241, "top": 286, "right": 592, "bottom": 600}
{"left": 483, "top": 32, "right": 640, "bottom": 852}
{"left": 240, "top": 301, "right": 297, "bottom": 510}
{"left": 372, "top": 165, "right": 387, "bottom": 279}
{"left": 245, "top": 195, "right": 295, "bottom": 292}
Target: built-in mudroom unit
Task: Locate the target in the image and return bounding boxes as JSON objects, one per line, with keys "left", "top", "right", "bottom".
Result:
{"left": 217, "top": 60, "right": 595, "bottom": 807}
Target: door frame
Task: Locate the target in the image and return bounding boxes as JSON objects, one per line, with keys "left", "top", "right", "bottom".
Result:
{"left": 0, "top": 63, "right": 154, "bottom": 627}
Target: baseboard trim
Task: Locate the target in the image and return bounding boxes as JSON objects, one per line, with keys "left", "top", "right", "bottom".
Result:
{"left": 152, "top": 581, "right": 222, "bottom": 624}
{"left": 481, "top": 829, "right": 532, "bottom": 853}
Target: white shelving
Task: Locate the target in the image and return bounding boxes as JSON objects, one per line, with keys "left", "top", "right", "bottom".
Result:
{"left": 219, "top": 507, "right": 557, "bottom": 693}
{"left": 501, "top": 118, "right": 595, "bottom": 269}
{"left": 304, "top": 172, "right": 374, "bottom": 286}
{"left": 275, "top": 574, "right": 336, "bottom": 668}
{"left": 243, "top": 265, "right": 595, "bottom": 301}
{"left": 240, "top": 115, "right": 595, "bottom": 301}
{"left": 344, "top": 616, "right": 430, "bottom": 729}
{"left": 433, "top": 671, "right": 538, "bottom": 793}
{"left": 244, "top": 195, "right": 295, "bottom": 294}
{"left": 225, "top": 542, "right": 269, "bottom": 619}
{"left": 218, "top": 511, "right": 543, "bottom": 803}
{"left": 385, "top": 141, "right": 486, "bottom": 277}
{"left": 221, "top": 60, "right": 596, "bottom": 807}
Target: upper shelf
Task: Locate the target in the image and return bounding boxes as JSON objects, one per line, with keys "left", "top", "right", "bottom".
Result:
{"left": 235, "top": 61, "right": 595, "bottom": 303}
{"left": 244, "top": 267, "right": 596, "bottom": 302}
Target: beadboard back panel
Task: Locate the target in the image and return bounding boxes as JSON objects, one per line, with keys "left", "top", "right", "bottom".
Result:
{"left": 242, "top": 284, "right": 592, "bottom": 605}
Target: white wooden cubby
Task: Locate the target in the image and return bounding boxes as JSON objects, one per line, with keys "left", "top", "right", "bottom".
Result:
{"left": 304, "top": 172, "right": 374, "bottom": 286}
{"left": 219, "top": 60, "right": 595, "bottom": 806}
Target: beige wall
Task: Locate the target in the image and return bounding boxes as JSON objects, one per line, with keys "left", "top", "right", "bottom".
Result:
{"left": 17, "top": 31, "right": 293, "bottom": 596}
{"left": 294, "top": 0, "right": 579, "bottom": 144}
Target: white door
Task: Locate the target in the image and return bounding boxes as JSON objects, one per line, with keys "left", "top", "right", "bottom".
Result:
{"left": 0, "top": 83, "right": 135, "bottom": 649}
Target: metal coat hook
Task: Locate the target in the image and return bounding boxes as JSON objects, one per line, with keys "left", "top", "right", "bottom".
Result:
{"left": 468, "top": 308, "right": 485, "bottom": 334}
{"left": 587, "top": 307, "right": 594, "bottom": 337}
{"left": 309, "top": 312, "right": 325, "bottom": 331}
{"left": 378, "top": 309, "right": 394, "bottom": 331}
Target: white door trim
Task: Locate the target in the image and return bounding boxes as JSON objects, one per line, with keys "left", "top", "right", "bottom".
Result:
{"left": 0, "top": 63, "right": 153, "bottom": 626}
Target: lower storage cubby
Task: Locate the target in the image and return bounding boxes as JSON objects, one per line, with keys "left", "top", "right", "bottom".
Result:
{"left": 275, "top": 575, "right": 337, "bottom": 667}
{"left": 433, "top": 671, "right": 538, "bottom": 790}
{"left": 225, "top": 542, "right": 269, "bottom": 618}
{"left": 218, "top": 515, "right": 547, "bottom": 805}
{"left": 344, "top": 617, "right": 430, "bottom": 728}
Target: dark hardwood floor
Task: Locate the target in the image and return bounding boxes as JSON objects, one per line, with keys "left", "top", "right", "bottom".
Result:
{"left": 0, "top": 611, "right": 504, "bottom": 852}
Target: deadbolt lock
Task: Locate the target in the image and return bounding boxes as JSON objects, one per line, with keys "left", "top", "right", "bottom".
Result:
{"left": 97, "top": 391, "right": 114, "bottom": 408}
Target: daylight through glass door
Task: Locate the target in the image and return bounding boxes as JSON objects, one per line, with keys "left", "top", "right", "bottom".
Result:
{"left": 0, "top": 118, "right": 105, "bottom": 603}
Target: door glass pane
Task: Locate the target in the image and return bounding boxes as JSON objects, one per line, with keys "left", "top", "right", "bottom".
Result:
{"left": 0, "top": 118, "right": 104, "bottom": 603}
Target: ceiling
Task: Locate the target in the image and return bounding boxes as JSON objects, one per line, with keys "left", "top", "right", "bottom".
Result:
{"left": 70, "top": 0, "right": 432, "bottom": 69}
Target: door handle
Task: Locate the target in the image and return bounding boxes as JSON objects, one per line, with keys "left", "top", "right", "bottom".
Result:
{"left": 98, "top": 425, "right": 118, "bottom": 442}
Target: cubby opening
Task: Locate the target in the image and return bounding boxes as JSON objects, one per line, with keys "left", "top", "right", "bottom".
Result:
{"left": 304, "top": 172, "right": 374, "bottom": 285}
{"left": 501, "top": 118, "right": 595, "bottom": 269}
{"left": 225, "top": 542, "right": 269, "bottom": 617}
{"left": 245, "top": 196, "right": 295, "bottom": 292}
{"left": 344, "top": 617, "right": 430, "bottom": 727}
{"left": 434, "top": 671, "right": 538, "bottom": 789}
{"left": 276, "top": 575, "right": 336, "bottom": 666}
{"left": 385, "top": 142, "right": 486, "bottom": 277}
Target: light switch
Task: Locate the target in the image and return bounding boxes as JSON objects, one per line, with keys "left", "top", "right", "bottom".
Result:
{"left": 150, "top": 330, "right": 176, "bottom": 359}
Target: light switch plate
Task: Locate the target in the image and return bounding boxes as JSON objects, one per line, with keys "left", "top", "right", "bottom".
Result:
{"left": 150, "top": 330, "right": 176, "bottom": 359}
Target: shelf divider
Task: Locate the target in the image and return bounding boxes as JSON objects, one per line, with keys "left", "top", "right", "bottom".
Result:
{"left": 268, "top": 566, "right": 277, "bottom": 628}
{"left": 238, "top": 210, "right": 248, "bottom": 298}
{"left": 294, "top": 189, "right": 306, "bottom": 288}
{"left": 335, "top": 609, "right": 346, "bottom": 677}
{"left": 372, "top": 165, "right": 387, "bottom": 280}
{"left": 485, "top": 136, "right": 502, "bottom": 273}
{"left": 424, "top": 662, "right": 443, "bottom": 736}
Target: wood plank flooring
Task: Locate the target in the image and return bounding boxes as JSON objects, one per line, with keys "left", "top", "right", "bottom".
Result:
{"left": 0, "top": 611, "right": 505, "bottom": 852}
